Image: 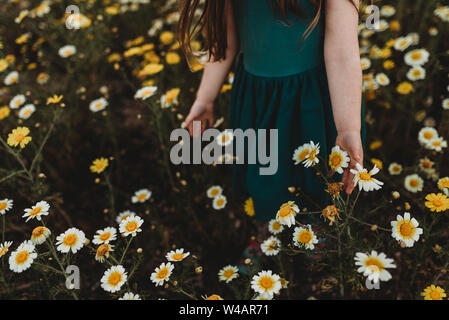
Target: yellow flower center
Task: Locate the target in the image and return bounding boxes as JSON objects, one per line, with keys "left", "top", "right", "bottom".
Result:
{"left": 15, "top": 250, "right": 29, "bottom": 265}
{"left": 433, "top": 199, "right": 444, "bottom": 207}
{"left": 94, "top": 102, "right": 103, "bottom": 109}
{"left": 411, "top": 52, "right": 422, "bottom": 60}
{"left": 298, "top": 150, "right": 310, "bottom": 161}
{"left": 63, "top": 234, "right": 78, "bottom": 246}
{"left": 223, "top": 269, "right": 234, "bottom": 278}
{"left": 0, "top": 203, "right": 7, "bottom": 211}
{"left": 430, "top": 290, "right": 442, "bottom": 300}
{"left": 216, "top": 199, "right": 225, "bottom": 206}
{"left": 97, "top": 244, "right": 110, "bottom": 257}
{"left": 330, "top": 153, "right": 343, "bottom": 167}
{"left": 359, "top": 172, "right": 372, "bottom": 181}
{"left": 29, "top": 207, "right": 42, "bottom": 216}
{"left": 137, "top": 194, "right": 147, "bottom": 201}
{"left": 99, "top": 232, "right": 111, "bottom": 241}
{"left": 258, "top": 276, "right": 275, "bottom": 290}
{"left": 15, "top": 133, "right": 25, "bottom": 142}
{"left": 157, "top": 267, "right": 168, "bottom": 279}
{"left": 298, "top": 230, "right": 312, "bottom": 244}
{"left": 32, "top": 227, "right": 46, "bottom": 238}
{"left": 171, "top": 253, "right": 184, "bottom": 261}
{"left": 108, "top": 271, "right": 122, "bottom": 286}
{"left": 0, "top": 246, "right": 8, "bottom": 255}
{"left": 409, "top": 179, "right": 419, "bottom": 188}
{"left": 278, "top": 207, "right": 293, "bottom": 218}
{"left": 210, "top": 189, "right": 219, "bottom": 197}
{"left": 399, "top": 222, "right": 414, "bottom": 237}
{"left": 272, "top": 221, "right": 281, "bottom": 230}
{"left": 365, "top": 257, "right": 383, "bottom": 272}
{"left": 424, "top": 132, "right": 434, "bottom": 139}
{"left": 125, "top": 221, "right": 138, "bottom": 232}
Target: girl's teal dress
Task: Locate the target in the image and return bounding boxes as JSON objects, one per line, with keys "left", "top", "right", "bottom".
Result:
{"left": 229, "top": 0, "right": 366, "bottom": 222}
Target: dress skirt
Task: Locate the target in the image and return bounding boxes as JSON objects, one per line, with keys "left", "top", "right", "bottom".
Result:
{"left": 229, "top": 54, "right": 366, "bottom": 222}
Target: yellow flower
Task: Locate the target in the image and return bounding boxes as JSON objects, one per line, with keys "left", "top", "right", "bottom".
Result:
{"left": 397, "top": 82, "right": 413, "bottom": 95}
{"left": 90, "top": 158, "right": 109, "bottom": 174}
{"left": 204, "top": 294, "right": 223, "bottom": 300}
{"left": 389, "top": 20, "right": 400, "bottom": 31}
{"left": 369, "top": 140, "right": 383, "bottom": 150}
{"left": 15, "top": 33, "right": 29, "bottom": 45}
{"left": 371, "top": 158, "right": 383, "bottom": 170}
{"left": 0, "top": 106, "right": 10, "bottom": 120}
{"left": 0, "top": 59, "right": 8, "bottom": 73}
{"left": 108, "top": 53, "right": 122, "bottom": 63}
{"left": 124, "top": 47, "right": 143, "bottom": 58}
{"left": 139, "top": 63, "right": 164, "bottom": 77}
{"left": 7, "top": 127, "right": 32, "bottom": 149}
{"left": 421, "top": 285, "right": 446, "bottom": 300}
{"left": 165, "top": 52, "right": 181, "bottom": 64}
{"left": 159, "top": 31, "right": 175, "bottom": 45}
{"left": 438, "top": 177, "right": 449, "bottom": 191}
{"left": 425, "top": 193, "right": 449, "bottom": 213}
{"left": 105, "top": 5, "right": 120, "bottom": 15}
{"left": 5, "top": 55, "right": 16, "bottom": 65}
{"left": 244, "top": 198, "right": 255, "bottom": 217}
{"left": 321, "top": 205, "right": 340, "bottom": 226}
{"left": 46, "top": 94, "right": 63, "bottom": 105}
{"left": 221, "top": 84, "right": 232, "bottom": 93}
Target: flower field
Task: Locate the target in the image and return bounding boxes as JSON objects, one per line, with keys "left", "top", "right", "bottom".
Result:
{"left": 0, "top": 0, "right": 448, "bottom": 300}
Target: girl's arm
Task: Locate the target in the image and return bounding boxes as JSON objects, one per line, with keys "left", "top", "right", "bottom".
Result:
{"left": 185, "top": 0, "right": 239, "bottom": 135}
{"left": 324, "top": 0, "right": 364, "bottom": 194}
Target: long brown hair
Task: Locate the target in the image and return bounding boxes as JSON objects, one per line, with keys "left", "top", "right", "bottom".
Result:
{"left": 178, "top": 0, "right": 357, "bottom": 62}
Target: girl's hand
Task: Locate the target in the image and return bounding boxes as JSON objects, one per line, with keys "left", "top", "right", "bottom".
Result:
{"left": 335, "top": 131, "right": 364, "bottom": 195}
{"left": 184, "top": 100, "right": 214, "bottom": 136}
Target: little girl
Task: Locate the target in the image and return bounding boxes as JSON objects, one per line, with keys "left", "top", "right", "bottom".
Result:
{"left": 178, "top": 0, "right": 365, "bottom": 222}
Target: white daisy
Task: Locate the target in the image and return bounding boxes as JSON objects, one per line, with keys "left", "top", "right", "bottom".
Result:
{"left": 360, "top": 57, "right": 371, "bottom": 70}
{"left": 404, "top": 174, "right": 424, "bottom": 193}
{"left": 261, "top": 236, "right": 281, "bottom": 256}
{"left": 293, "top": 225, "right": 318, "bottom": 250}
{"left": 418, "top": 127, "right": 439, "bottom": 146}
{"left": 0, "top": 199, "right": 13, "bottom": 215}
{"left": 406, "top": 66, "right": 426, "bottom": 81}
{"left": 55, "top": 227, "right": 86, "bottom": 254}
{"left": 93, "top": 227, "right": 117, "bottom": 245}
{"left": 95, "top": 243, "right": 114, "bottom": 263}
{"left": 58, "top": 45, "right": 76, "bottom": 58}
{"left": 22, "top": 200, "right": 50, "bottom": 222}
{"left": 380, "top": 5, "right": 395, "bottom": 17}
{"left": 328, "top": 146, "right": 350, "bottom": 174}
{"left": 9, "top": 94, "right": 26, "bottom": 109}
{"left": 166, "top": 248, "right": 190, "bottom": 262}
{"left": 303, "top": 141, "right": 320, "bottom": 168}
{"left": 354, "top": 250, "right": 396, "bottom": 283}
{"left": 119, "top": 292, "right": 141, "bottom": 300}
{"left": 404, "top": 49, "right": 429, "bottom": 67}
{"left": 89, "top": 97, "right": 108, "bottom": 113}
{"left": 151, "top": 262, "right": 174, "bottom": 287}
{"left": 131, "top": 188, "right": 152, "bottom": 203}
{"left": 206, "top": 185, "right": 223, "bottom": 198}
{"left": 251, "top": 270, "right": 282, "bottom": 299}
{"left": 8, "top": 241, "right": 37, "bottom": 273}
{"left": 119, "top": 215, "right": 143, "bottom": 237}
{"left": 218, "top": 265, "right": 239, "bottom": 283}
{"left": 350, "top": 163, "right": 384, "bottom": 192}
{"left": 427, "top": 136, "right": 447, "bottom": 152}
{"left": 391, "top": 212, "right": 423, "bottom": 247}
{"left": 18, "top": 104, "right": 36, "bottom": 120}
{"left": 101, "top": 265, "right": 128, "bottom": 293}
{"left": 394, "top": 35, "right": 413, "bottom": 52}
{"left": 388, "top": 162, "right": 403, "bottom": 176}
{"left": 375, "top": 73, "right": 390, "bottom": 86}
{"left": 216, "top": 130, "right": 234, "bottom": 147}
{"left": 276, "top": 201, "right": 299, "bottom": 228}
{"left": 134, "top": 86, "right": 158, "bottom": 100}
{"left": 30, "top": 226, "right": 51, "bottom": 245}
{"left": 116, "top": 210, "right": 136, "bottom": 224}
{"left": 292, "top": 143, "right": 311, "bottom": 165}
{"left": 442, "top": 98, "right": 449, "bottom": 110}
{"left": 0, "top": 241, "right": 13, "bottom": 258}
{"left": 4, "top": 71, "right": 19, "bottom": 85}
{"left": 212, "top": 195, "right": 227, "bottom": 210}
{"left": 268, "top": 219, "right": 284, "bottom": 235}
